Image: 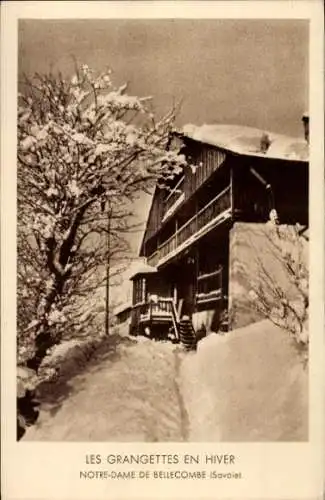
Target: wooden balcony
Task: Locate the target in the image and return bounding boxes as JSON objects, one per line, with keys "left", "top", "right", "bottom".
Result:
{"left": 147, "top": 186, "right": 231, "bottom": 267}
{"left": 136, "top": 298, "right": 175, "bottom": 323}
{"left": 130, "top": 297, "right": 180, "bottom": 339}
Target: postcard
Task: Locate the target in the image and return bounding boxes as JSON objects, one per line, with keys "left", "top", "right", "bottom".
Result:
{"left": 1, "top": 1, "right": 324, "bottom": 499}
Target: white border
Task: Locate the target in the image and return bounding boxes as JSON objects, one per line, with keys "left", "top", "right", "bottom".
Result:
{"left": 1, "top": 2, "right": 324, "bottom": 499}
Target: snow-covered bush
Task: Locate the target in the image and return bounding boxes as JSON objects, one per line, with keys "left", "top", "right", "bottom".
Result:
{"left": 248, "top": 220, "right": 309, "bottom": 352}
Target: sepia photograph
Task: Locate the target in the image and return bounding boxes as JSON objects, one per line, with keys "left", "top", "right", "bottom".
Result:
{"left": 16, "top": 17, "right": 310, "bottom": 444}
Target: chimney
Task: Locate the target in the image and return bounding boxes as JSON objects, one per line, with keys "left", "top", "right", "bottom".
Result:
{"left": 302, "top": 112, "right": 309, "bottom": 144}
{"left": 259, "top": 133, "right": 271, "bottom": 153}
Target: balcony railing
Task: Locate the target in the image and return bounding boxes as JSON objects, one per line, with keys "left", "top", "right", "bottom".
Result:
{"left": 148, "top": 185, "right": 231, "bottom": 266}
{"left": 160, "top": 233, "right": 178, "bottom": 260}
{"left": 196, "top": 267, "right": 223, "bottom": 304}
{"left": 131, "top": 297, "right": 179, "bottom": 329}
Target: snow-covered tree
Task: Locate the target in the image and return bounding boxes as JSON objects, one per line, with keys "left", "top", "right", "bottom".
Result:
{"left": 17, "top": 64, "right": 185, "bottom": 373}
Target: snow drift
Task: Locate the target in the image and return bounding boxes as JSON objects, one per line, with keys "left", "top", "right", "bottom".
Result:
{"left": 180, "top": 319, "right": 308, "bottom": 441}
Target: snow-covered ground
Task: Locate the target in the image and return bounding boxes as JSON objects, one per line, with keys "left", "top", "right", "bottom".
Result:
{"left": 23, "top": 320, "right": 307, "bottom": 442}
{"left": 180, "top": 319, "right": 308, "bottom": 441}
{"left": 24, "top": 334, "right": 188, "bottom": 442}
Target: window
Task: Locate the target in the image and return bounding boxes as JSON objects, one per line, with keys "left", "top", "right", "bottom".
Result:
{"left": 196, "top": 248, "right": 224, "bottom": 304}
{"left": 133, "top": 278, "right": 146, "bottom": 305}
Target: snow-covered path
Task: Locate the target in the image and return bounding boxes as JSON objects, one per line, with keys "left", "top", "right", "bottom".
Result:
{"left": 23, "top": 335, "right": 189, "bottom": 442}
{"left": 23, "top": 320, "right": 307, "bottom": 442}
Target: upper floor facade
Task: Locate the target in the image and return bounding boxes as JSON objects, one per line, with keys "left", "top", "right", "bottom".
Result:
{"left": 139, "top": 123, "right": 309, "bottom": 269}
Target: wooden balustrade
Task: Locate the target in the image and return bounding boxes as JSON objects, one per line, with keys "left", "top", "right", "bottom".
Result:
{"left": 197, "top": 267, "right": 223, "bottom": 296}
{"left": 197, "top": 187, "right": 231, "bottom": 231}
{"left": 159, "top": 234, "right": 177, "bottom": 259}
{"left": 130, "top": 297, "right": 180, "bottom": 339}
{"left": 147, "top": 186, "right": 231, "bottom": 266}
{"left": 150, "top": 299, "right": 173, "bottom": 317}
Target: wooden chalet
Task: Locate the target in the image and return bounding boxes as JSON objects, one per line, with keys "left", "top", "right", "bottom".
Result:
{"left": 129, "top": 119, "right": 309, "bottom": 340}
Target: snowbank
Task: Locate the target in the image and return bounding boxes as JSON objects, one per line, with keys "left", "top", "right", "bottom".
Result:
{"left": 24, "top": 337, "right": 187, "bottom": 442}
{"left": 17, "top": 335, "right": 110, "bottom": 439}
{"left": 180, "top": 320, "right": 308, "bottom": 441}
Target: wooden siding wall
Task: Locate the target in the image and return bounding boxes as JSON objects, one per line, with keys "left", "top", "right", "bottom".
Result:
{"left": 142, "top": 188, "right": 165, "bottom": 251}
{"left": 184, "top": 142, "right": 226, "bottom": 200}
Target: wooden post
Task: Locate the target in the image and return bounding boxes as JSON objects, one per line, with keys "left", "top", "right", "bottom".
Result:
{"left": 105, "top": 207, "right": 112, "bottom": 336}
{"left": 194, "top": 245, "right": 199, "bottom": 312}
{"left": 230, "top": 165, "right": 234, "bottom": 219}
{"left": 173, "top": 283, "right": 177, "bottom": 305}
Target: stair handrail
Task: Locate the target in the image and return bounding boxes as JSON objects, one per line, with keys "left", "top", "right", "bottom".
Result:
{"left": 169, "top": 299, "right": 180, "bottom": 340}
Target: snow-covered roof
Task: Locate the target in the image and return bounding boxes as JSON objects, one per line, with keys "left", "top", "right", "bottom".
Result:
{"left": 180, "top": 124, "right": 309, "bottom": 162}
{"left": 129, "top": 263, "right": 157, "bottom": 280}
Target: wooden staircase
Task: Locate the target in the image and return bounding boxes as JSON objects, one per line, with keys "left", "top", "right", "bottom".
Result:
{"left": 178, "top": 316, "right": 197, "bottom": 350}
{"left": 166, "top": 299, "right": 197, "bottom": 350}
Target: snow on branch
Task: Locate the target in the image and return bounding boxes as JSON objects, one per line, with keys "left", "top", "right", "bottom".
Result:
{"left": 247, "top": 220, "right": 309, "bottom": 355}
